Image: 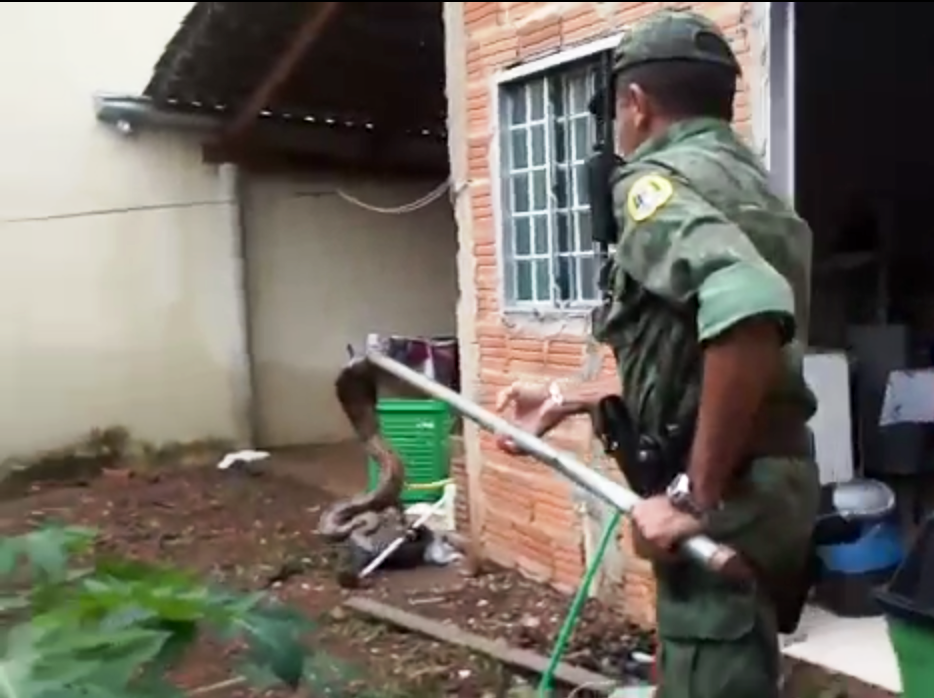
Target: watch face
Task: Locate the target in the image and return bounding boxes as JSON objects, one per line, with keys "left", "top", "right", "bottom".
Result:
{"left": 668, "top": 473, "right": 689, "bottom": 496}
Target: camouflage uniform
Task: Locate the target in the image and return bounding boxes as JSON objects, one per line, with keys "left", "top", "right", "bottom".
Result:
{"left": 594, "top": 11, "right": 821, "bottom": 698}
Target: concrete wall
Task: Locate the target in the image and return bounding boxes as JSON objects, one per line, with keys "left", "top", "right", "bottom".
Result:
{"left": 0, "top": 2, "right": 252, "bottom": 458}
{"left": 245, "top": 175, "right": 458, "bottom": 446}
{"left": 456, "top": 1, "right": 758, "bottom": 628}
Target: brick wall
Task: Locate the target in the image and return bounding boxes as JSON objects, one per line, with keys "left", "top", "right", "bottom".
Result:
{"left": 461, "top": 1, "right": 755, "bottom": 627}
{"left": 450, "top": 434, "right": 470, "bottom": 533}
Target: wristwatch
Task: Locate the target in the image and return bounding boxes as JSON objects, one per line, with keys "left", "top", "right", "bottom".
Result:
{"left": 665, "top": 473, "right": 707, "bottom": 518}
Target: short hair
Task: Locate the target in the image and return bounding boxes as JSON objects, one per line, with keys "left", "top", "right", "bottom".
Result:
{"left": 616, "top": 60, "right": 737, "bottom": 121}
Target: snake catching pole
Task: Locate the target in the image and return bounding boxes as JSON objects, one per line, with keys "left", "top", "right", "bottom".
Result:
{"left": 366, "top": 351, "right": 743, "bottom": 576}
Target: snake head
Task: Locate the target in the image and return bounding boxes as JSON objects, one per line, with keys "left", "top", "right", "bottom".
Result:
{"left": 335, "top": 357, "right": 379, "bottom": 441}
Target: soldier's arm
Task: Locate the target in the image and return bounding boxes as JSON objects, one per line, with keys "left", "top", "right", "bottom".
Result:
{"left": 614, "top": 169, "right": 795, "bottom": 508}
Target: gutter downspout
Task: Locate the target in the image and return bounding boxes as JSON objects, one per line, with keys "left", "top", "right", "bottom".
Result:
{"left": 94, "top": 92, "right": 258, "bottom": 447}
{"left": 219, "top": 163, "right": 257, "bottom": 448}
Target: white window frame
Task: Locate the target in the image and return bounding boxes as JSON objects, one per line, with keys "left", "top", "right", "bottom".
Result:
{"left": 491, "top": 34, "right": 622, "bottom": 314}
{"left": 759, "top": 2, "right": 795, "bottom": 202}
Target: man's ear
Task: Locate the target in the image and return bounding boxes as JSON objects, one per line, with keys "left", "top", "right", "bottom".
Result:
{"left": 628, "top": 83, "right": 650, "bottom": 130}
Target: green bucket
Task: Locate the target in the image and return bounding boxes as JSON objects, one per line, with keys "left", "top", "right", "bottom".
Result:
{"left": 885, "top": 617, "right": 934, "bottom": 697}
{"left": 365, "top": 398, "right": 452, "bottom": 504}
{"left": 875, "top": 513, "right": 934, "bottom": 698}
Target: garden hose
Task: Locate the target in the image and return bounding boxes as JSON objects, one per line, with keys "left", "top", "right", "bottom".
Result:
{"left": 405, "top": 478, "right": 453, "bottom": 491}
{"left": 537, "top": 509, "right": 623, "bottom": 696}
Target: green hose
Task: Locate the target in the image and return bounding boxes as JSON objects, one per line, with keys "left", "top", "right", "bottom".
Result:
{"left": 537, "top": 509, "right": 623, "bottom": 697}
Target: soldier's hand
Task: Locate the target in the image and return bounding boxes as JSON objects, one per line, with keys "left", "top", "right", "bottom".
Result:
{"left": 631, "top": 496, "right": 703, "bottom": 556}
{"left": 631, "top": 525, "right": 678, "bottom": 563}
{"left": 494, "top": 381, "right": 566, "bottom": 455}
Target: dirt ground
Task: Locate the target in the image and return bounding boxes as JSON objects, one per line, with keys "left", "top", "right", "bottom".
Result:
{"left": 0, "top": 463, "right": 899, "bottom": 698}
{"left": 0, "top": 464, "right": 653, "bottom": 697}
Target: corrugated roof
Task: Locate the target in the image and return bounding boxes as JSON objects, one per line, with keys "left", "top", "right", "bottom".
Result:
{"left": 144, "top": 2, "right": 446, "bottom": 139}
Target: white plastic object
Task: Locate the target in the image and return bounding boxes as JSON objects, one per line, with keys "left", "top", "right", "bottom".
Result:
{"left": 360, "top": 491, "right": 453, "bottom": 579}
{"left": 216, "top": 449, "right": 271, "bottom": 470}
{"left": 404, "top": 482, "right": 457, "bottom": 532}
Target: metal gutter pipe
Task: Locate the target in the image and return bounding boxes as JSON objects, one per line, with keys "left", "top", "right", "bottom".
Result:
{"left": 93, "top": 92, "right": 223, "bottom": 135}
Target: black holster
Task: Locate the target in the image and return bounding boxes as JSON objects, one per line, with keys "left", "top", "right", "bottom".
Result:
{"left": 591, "top": 395, "right": 697, "bottom": 599}
{"left": 591, "top": 395, "right": 693, "bottom": 497}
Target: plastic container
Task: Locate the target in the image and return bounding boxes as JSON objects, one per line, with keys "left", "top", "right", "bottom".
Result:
{"left": 819, "top": 520, "right": 905, "bottom": 574}
{"left": 366, "top": 398, "right": 452, "bottom": 504}
{"left": 816, "top": 520, "right": 904, "bottom": 617}
{"left": 875, "top": 514, "right": 934, "bottom": 697}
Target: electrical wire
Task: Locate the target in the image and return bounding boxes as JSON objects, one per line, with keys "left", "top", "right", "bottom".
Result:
{"left": 334, "top": 179, "right": 450, "bottom": 214}
{"left": 0, "top": 199, "right": 232, "bottom": 224}
{"left": 0, "top": 179, "right": 452, "bottom": 224}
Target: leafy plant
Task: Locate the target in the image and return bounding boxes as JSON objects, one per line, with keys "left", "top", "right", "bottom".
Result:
{"left": 0, "top": 524, "right": 321, "bottom": 697}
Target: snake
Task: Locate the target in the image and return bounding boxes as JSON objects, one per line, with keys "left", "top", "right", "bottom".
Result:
{"left": 317, "top": 357, "right": 406, "bottom": 551}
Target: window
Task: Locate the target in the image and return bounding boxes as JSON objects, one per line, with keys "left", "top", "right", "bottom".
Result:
{"left": 499, "top": 52, "right": 611, "bottom": 309}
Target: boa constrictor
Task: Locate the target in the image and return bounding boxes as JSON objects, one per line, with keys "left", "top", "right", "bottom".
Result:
{"left": 317, "top": 357, "right": 407, "bottom": 552}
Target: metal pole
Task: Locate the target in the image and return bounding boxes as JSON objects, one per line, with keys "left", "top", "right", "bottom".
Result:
{"left": 358, "top": 494, "right": 449, "bottom": 580}
{"left": 366, "top": 351, "right": 743, "bottom": 576}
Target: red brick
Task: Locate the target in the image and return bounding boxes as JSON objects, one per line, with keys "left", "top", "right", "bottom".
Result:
{"left": 518, "top": 16, "right": 562, "bottom": 58}
{"left": 514, "top": 521, "right": 556, "bottom": 581}
{"left": 480, "top": 466, "right": 535, "bottom": 523}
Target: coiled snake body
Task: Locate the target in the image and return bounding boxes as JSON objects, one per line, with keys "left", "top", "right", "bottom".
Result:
{"left": 317, "top": 358, "right": 406, "bottom": 552}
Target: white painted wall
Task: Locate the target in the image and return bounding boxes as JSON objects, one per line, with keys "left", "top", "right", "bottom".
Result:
{"left": 245, "top": 175, "right": 458, "bottom": 446}
{"left": 0, "top": 2, "right": 456, "bottom": 459}
{"left": 0, "top": 2, "right": 247, "bottom": 457}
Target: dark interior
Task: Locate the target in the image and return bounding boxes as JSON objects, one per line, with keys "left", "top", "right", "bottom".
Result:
{"left": 796, "top": 2, "right": 934, "bottom": 520}
{"left": 797, "top": 2, "right": 934, "bottom": 350}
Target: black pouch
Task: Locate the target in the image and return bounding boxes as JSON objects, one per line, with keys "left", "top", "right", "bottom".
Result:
{"left": 592, "top": 395, "right": 691, "bottom": 497}
{"left": 592, "top": 395, "right": 638, "bottom": 470}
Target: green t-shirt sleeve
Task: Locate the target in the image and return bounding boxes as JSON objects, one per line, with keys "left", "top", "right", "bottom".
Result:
{"left": 612, "top": 168, "right": 795, "bottom": 343}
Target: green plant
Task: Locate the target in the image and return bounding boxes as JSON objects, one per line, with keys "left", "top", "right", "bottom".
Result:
{"left": 0, "top": 524, "right": 325, "bottom": 697}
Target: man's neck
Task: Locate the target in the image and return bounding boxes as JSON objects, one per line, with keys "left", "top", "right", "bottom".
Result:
{"left": 629, "top": 116, "right": 731, "bottom": 162}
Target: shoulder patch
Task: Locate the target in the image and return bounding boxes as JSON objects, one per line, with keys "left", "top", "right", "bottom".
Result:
{"left": 626, "top": 174, "right": 674, "bottom": 223}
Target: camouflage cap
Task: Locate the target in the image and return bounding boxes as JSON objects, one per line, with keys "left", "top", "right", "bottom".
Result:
{"left": 613, "top": 9, "right": 741, "bottom": 76}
